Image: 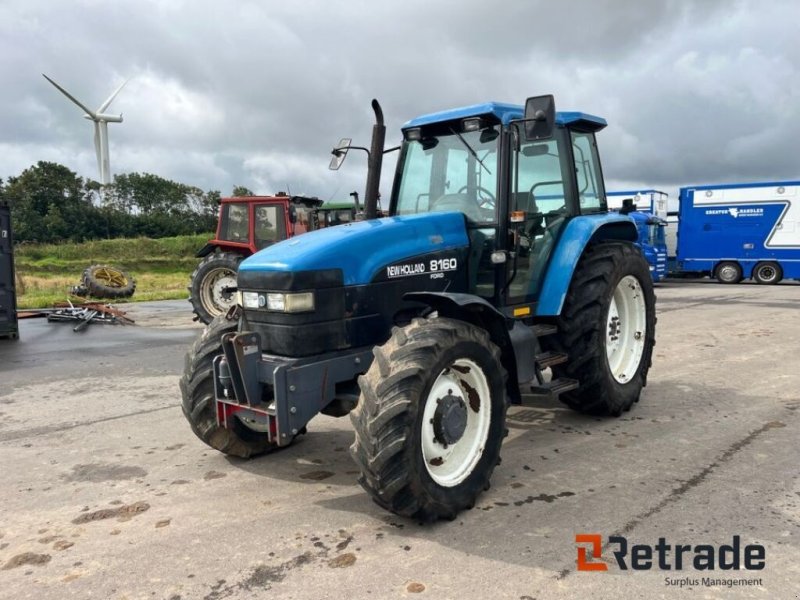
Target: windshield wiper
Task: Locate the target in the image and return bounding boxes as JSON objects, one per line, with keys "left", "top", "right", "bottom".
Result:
{"left": 450, "top": 128, "right": 491, "bottom": 175}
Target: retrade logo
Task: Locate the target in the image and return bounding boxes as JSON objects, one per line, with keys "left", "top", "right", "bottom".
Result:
{"left": 575, "top": 534, "right": 607, "bottom": 571}
{"left": 575, "top": 534, "right": 765, "bottom": 572}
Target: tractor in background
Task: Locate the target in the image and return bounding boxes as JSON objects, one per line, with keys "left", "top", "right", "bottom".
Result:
{"left": 189, "top": 194, "right": 322, "bottom": 323}
{"left": 180, "top": 96, "right": 657, "bottom": 521}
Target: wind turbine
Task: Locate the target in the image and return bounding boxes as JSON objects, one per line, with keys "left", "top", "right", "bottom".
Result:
{"left": 42, "top": 74, "right": 128, "bottom": 185}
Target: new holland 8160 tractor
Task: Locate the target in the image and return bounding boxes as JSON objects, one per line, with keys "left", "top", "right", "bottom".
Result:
{"left": 180, "top": 95, "right": 656, "bottom": 521}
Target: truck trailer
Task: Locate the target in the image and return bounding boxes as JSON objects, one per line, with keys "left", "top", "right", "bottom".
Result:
{"left": 674, "top": 180, "right": 800, "bottom": 284}
{"left": 607, "top": 189, "right": 668, "bottom": 219}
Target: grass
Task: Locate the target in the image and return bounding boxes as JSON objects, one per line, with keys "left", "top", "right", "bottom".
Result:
{"left": 14, "top": 234, "right": 212, "bottom": 309}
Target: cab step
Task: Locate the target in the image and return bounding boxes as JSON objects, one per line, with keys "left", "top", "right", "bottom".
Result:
{"left": 535, "top": 351, "right": 568, "bottom": 369}
{"left": 532, "top": 323, "right": 558, "bottom": 337}
{"left": 529, "top": 377, "right": 579, "bottom": 397}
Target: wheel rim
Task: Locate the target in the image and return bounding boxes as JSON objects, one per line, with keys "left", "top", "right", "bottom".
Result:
{"left": 758, "top": 266, "right": 775, "bottom": 282}
{"left": 606, "top": 275, "right": 647, "bottom": 384}
{"left": 719, "top": 265, "right": 738, "bottom": 282}
{"left": 200, "top": 267, "right": 237, "bottom": 316}
{"left": 93, "top": 267, "right": 129, "bottom": 288}
{"left": 421, "top": 358, "right": 492, "bottom": 487}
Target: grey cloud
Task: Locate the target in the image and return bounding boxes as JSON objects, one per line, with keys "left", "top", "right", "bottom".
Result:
{"left": 1, "top": 0, "right": 797, "bottom": 204}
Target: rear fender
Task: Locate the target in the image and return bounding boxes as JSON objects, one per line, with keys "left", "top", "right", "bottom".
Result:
{"left": 536, "top": 214, "right": 638, "bottom": 316}
{"left": 404, "top": 291, "right": 524, "bottom": 404}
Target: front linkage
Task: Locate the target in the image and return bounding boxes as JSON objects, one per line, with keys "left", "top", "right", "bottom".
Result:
{"left": 213, "top": 329, "right": 372, "bottom": 446}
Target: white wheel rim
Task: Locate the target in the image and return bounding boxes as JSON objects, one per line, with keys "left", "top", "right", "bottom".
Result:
{"left": 421, "top": 358, "right": 492, "bottom": 487}
{"left": 201, "top": 268, "right": 237, "bottom": 315}
{"left": 606, "top": 275, "right": 647, "bottom": 384}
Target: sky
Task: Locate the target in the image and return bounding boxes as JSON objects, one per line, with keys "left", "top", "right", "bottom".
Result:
{"left": 1, "top": 0, "right": 798, "bottom": 210}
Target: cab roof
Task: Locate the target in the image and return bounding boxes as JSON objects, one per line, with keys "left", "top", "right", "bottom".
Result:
{"left": 402, "top": 102, "right": 606, "bottom": 132}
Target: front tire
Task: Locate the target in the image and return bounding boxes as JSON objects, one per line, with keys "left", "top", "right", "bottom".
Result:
{"left": 350, "top": 318, "right": 507, "bottom": 521}
{"left": 189, "top": 252, "right": 243, "bottom": 325}
{"left": 180, "top": 314, "right": 275, "bottom": 458}
{"left": 546, "top": 242, "right": 656, "bottom": 416}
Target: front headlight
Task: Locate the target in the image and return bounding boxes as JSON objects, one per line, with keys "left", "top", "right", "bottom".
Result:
{"left": 242, "top": 291, "right": 262, "bottom": 309}
{"left": 264, "top": 292, "right": 314, "bottom": 313}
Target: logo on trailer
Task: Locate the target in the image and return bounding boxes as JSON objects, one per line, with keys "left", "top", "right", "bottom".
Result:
{"left": 704, "top": 207, "right": 764, "bottom": 218}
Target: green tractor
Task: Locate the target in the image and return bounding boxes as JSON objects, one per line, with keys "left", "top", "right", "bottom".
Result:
{"left": 180, "top": 95, "right": 656, "bottom": 521}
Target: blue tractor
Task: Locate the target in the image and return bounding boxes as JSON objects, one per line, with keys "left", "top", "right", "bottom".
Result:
{"left": 180, "top": 96, "right": 657, "bottom": 521}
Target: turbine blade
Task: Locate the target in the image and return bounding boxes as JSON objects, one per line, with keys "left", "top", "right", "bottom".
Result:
{"left": 42, "top": 73, "right": 96, "bottom": 119}
{"left": 94, "top": 122, "right": 102, "bottom": 179}
{"left": 97, "top": 78, "right": 128, "bottom": 113}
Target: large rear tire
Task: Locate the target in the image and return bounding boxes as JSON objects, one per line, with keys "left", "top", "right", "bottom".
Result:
{"left": 350, "top": 317, "right": 507, "bottom": 522}
{"left": 82, "top": 264, "right": 136, "bottom": 299}
{"left": 189, "top": 252, "right": 243, "bottom": 324}
{"left": 180, "top": 313, "right": 275, "bottom": 458}
{"left": 546, "top": 242, "right": 656, "bottom": 416}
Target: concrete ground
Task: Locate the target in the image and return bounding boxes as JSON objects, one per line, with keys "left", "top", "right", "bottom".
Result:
{"left": 0, "top": 283, "right": 799, "bottom": 600}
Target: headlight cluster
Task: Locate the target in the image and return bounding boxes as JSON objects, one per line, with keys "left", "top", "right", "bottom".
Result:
{"left": 240, "top": 291, "right": 314, "bottom": 313}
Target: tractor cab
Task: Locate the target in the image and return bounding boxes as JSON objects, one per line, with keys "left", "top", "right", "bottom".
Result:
{"left": 209, "top": 194, "right": 322, "bottom": 255}
{"left": 392, "top": 98, "right": 614, "bottom": 311}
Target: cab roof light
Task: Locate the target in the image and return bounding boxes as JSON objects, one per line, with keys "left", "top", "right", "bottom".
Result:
{"left": 462, "top": 117, "right": 483, "bottom": 132}
{"left": 404, "top": 127, "right": 422, "bottom": 141}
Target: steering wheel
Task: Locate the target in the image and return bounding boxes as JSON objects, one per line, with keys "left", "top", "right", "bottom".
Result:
{"left": 457, "top": 185, "right": 495, "bottom": 209}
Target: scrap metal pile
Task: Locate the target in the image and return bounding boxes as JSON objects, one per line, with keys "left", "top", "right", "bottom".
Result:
{"left": 18, "top": 301, "right": 135, "bottom": 332}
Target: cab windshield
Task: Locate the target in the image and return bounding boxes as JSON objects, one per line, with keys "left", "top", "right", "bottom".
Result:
{"left": 394, "top": 128, "right": 498, "bottom": 224}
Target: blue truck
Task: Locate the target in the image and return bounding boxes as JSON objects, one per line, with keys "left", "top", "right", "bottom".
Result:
{"left": 608, "top": 191, "right": 668, "bottom": 282}
{"left": 627, "top": 210, "right": 668, "bottom": 282}
{"left": 674, "top": 180, "right": 800, "bottom": 284}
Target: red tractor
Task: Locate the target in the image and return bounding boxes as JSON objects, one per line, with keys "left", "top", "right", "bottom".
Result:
{"left": 189, "top": 194, "right": 322, "bottom": 323}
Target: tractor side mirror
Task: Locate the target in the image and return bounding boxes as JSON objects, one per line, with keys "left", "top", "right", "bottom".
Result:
{"left": 329, "top": 138, "right": 352, "bottom": 170}
{"left": 288, "top": 204, "right": 297, "bottom": 224}
{"left": 523, "top": 95, "right": 555, "bottom": 141}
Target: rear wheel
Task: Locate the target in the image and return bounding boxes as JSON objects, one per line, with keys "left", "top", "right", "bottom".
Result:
{"left": 82, "top": 264, "right": 136, "bottom": 299}
{"left": 715, "top": 261, "right": 743, "bottom": 284}
{"left": 350, "top": 317, "right": 507, "bottom": 521}
{"left": 753, "top": 261, "right": 782, "bottom": 285}
{"left": 546, "top": 242, "right": 656, "bottom": 416}
{"left": 189, "top": 252, "right": 243, "bottom": 324}
{"left": 180, "top": 314, "right": 275, "bottom": 458}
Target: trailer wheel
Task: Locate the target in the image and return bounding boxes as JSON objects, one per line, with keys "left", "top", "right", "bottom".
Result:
{"left": 715, "top": 261, "right": 743, "bottom": 284}
{"left": 753, "top": 262, "right": 782, "bottom": 285}
{"left": 350, "top": 317, "right": 507, "bottom": 522}
{"left": 180, "top": 314, "right": 275, "bottom": 458}
{"left": 189, "top": 252, "right": 243, "bottom": 325}
{"left": 546, "top": 242, "right": 656, "bottom": 416}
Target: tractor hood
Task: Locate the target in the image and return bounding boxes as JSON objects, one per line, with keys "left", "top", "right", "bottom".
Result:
{"left": 238, "top": 212, "right": 470, "bottom": 287}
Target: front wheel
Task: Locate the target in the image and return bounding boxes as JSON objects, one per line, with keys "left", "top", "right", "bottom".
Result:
{"left": 546, "top": 242, "right": 656, "bottom": 416}
{"left": 180, "top": 314, "right": 276, "bottom": 458}
{"left": 350, "top": 317, "right": 507, "bottom": 522}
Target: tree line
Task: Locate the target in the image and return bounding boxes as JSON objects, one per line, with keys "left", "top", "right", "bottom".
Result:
{"left": 0, "top": 162, "right": 253, "bottom": 243}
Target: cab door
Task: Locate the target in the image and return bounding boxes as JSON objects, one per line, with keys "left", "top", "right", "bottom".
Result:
{"left": 504, "top": 128, "right": 607, "bottom": 308}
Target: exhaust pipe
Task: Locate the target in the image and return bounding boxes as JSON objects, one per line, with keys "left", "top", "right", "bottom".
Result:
{"left": 363, "top": 99, "right": 385, "bottom": 220}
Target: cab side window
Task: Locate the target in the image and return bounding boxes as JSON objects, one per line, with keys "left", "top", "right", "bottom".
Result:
{"left": 571, "top": 132, "right": 606, "bottom": 213}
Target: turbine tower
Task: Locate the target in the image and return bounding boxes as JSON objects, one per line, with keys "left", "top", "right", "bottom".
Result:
{"left": 42, "top": 74, "right": 128, "bottom": 185}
